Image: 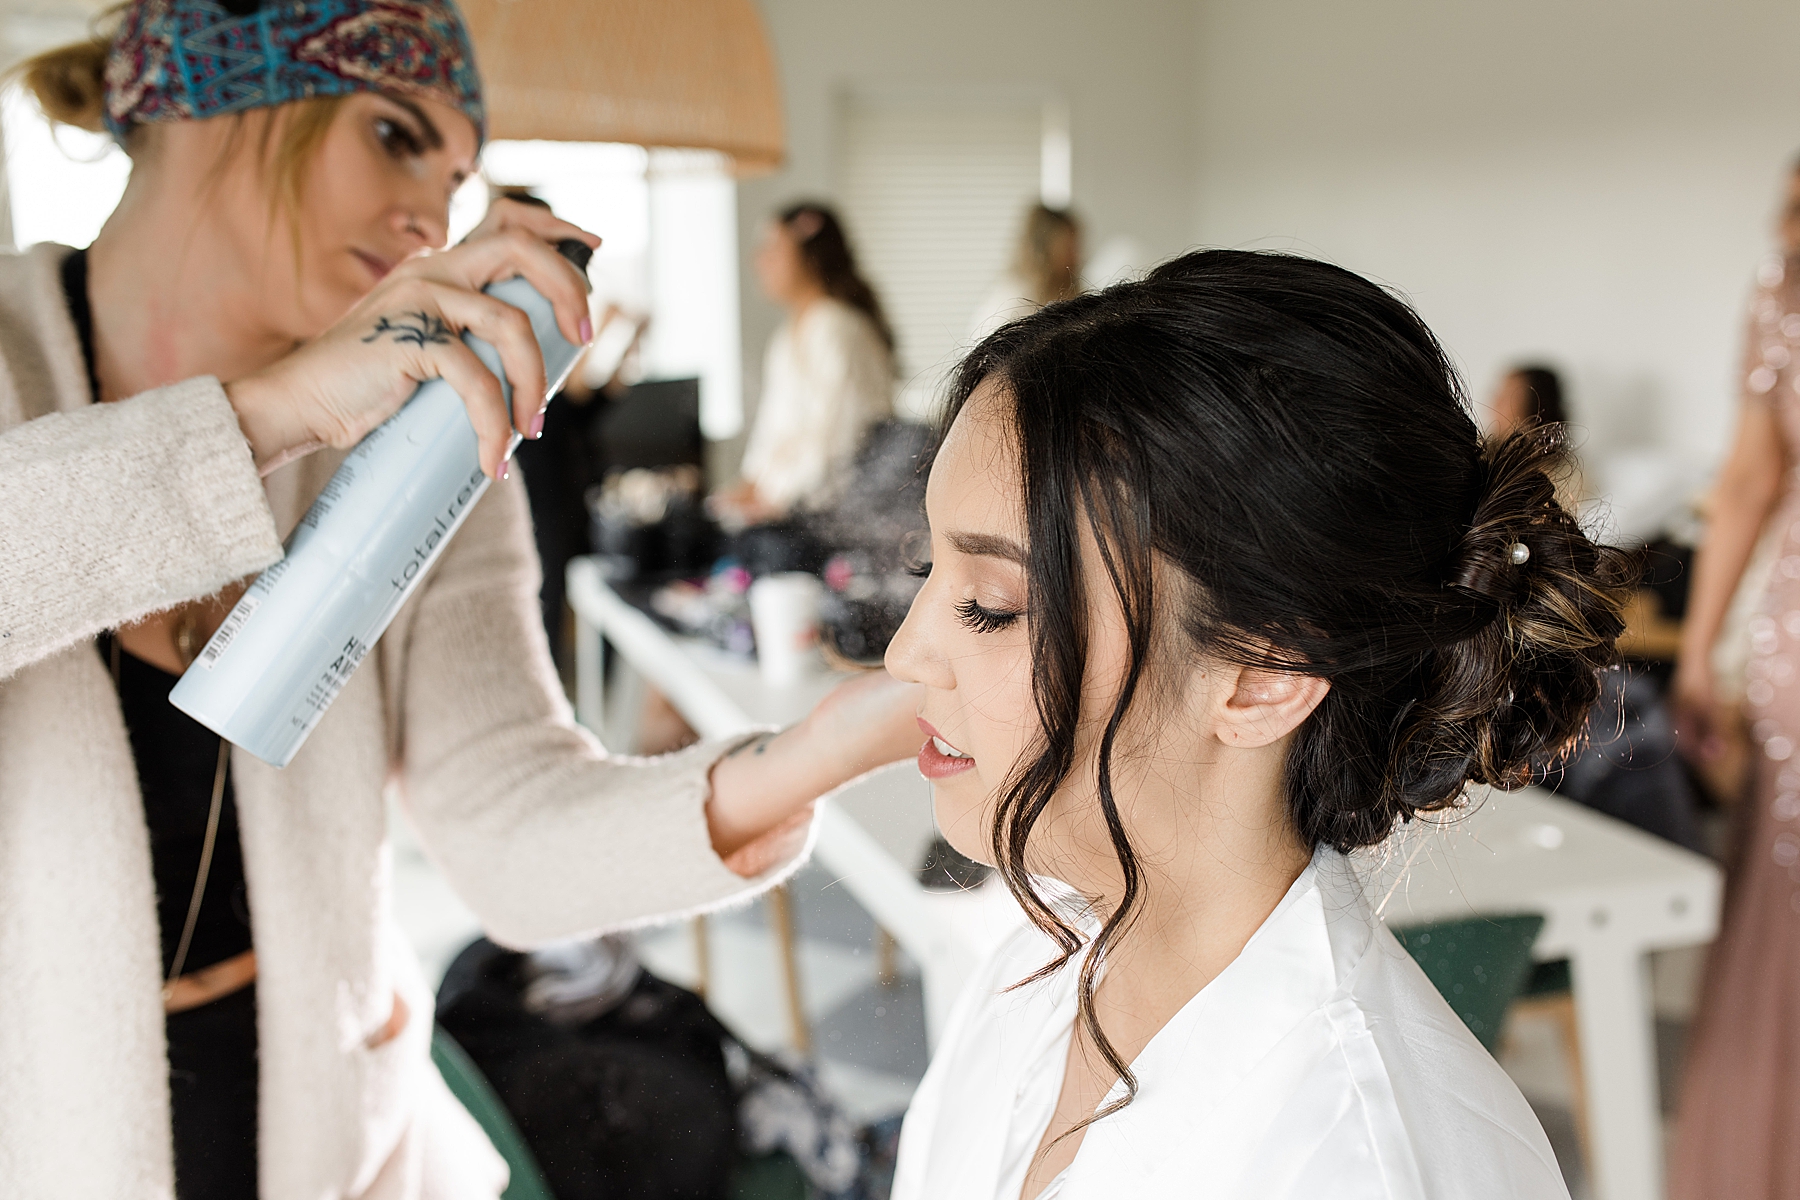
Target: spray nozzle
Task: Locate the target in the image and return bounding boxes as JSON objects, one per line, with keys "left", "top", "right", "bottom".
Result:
{"left": 556, "top": 238, "right": 595, "bottom": 275}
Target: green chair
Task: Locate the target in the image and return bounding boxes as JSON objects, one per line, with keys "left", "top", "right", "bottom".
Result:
{"left": 431, "top": 1027, "right": 559, "bottom": 1200}
{"left": 1388, "top": 913, "right": 1545, "bottom": 1052}
{"left": 730, "top": 1152, "right": 810, "bottom": 1200}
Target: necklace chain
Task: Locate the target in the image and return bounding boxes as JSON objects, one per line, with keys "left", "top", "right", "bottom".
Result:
{"left": 110, "top": 635, "right": 229, "bottom": 991}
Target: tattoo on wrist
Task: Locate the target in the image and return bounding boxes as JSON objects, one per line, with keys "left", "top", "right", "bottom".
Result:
{"left": 725, "top": 732, "right": 777, "bottom": 760}
{"left": 362, "top": 312, "right": 454, "bottom": 347}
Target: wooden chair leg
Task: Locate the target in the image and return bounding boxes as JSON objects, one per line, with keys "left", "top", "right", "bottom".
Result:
{"left": 1548, "top": 993, "right": 1593, "bottom": 1165}
{"left": 1508, "top": 994, "right": 1592, "bottom": 1170}
{"left": 767, "top": 883, "right": 811, "bottom": 1055}
{"left": 876, "top": 927, "right": 899, "bottom": 989}
{"left": 692, "top": 915, "right": 709, "bottom": 1000}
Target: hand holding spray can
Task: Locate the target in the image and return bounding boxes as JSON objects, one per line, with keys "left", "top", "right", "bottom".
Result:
{"left": 170, "top": 239, "right": 594, "bottom": 767}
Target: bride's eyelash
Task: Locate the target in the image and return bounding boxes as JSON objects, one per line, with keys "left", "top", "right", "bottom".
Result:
{"left": 903, "top": 554, "right": 1020, "bottom": 631}
{"left": 955, "top": 598, "right": 1022, "bottom": 633}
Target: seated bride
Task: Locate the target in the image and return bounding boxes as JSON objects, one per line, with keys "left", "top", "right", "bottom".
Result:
{"left": 884, "top": 249, "right": 1620, "bottom": 1200}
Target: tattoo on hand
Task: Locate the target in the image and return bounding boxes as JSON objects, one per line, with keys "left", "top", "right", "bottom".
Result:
{"left": 362, "top": 312, "right": 454, "bottom": 347}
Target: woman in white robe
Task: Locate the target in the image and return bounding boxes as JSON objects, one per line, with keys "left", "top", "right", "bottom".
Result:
{"left": 883, "top": 249, "right": 1627, "bottom": 1199}
{"left": 714, "top": 202, "right": 894, "bottom": 525}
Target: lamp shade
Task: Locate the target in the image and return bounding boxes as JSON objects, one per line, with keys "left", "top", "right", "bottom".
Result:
{"left": 459, "top": 0, "right": 786, "bottom": 174}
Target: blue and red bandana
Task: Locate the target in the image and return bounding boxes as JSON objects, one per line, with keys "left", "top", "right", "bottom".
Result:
{"left": 103, "top": 0, "right": 484, "bottom": 144}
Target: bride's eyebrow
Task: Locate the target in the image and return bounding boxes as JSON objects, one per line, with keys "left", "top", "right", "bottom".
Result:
{"left": 945, "top": 531, "right": 1026, "bottom": 563}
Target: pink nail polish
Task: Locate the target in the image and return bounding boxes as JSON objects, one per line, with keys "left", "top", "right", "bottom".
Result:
{"left": 529, "top": 411, "right": 545, "bottom": 439}
{"left": 496, "top": 460, "right": 509, "bottom": 481}
{"left": 579, "top": 317, "right": 593, "bottom": 343}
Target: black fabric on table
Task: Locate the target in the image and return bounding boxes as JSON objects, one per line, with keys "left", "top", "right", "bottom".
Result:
{"left": 63, "top": 247, "right": 259, "bottom": 1198}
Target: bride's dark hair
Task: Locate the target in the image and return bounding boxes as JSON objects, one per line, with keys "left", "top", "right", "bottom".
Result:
{"left": 938, "top": 248, "right": 1629, "bottom": 1130}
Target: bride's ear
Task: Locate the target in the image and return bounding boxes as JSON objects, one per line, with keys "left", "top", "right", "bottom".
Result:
{"left": 1209, "top": 665, "right": 1330, "bottom": 749}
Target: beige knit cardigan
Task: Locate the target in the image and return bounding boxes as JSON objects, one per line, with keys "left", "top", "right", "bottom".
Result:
{"left": 0, "top": 243, "right": 803, "bottom": 1200}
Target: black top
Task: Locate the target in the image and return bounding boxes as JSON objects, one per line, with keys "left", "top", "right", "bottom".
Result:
{"left": 65, "top": 248, "right": 261, "bottom": 1197}
{"left": 63, "top": 249, "right": 254, "bottom": 978}
{"left": 97, "top": 632, "right": 256, "bottom": 976}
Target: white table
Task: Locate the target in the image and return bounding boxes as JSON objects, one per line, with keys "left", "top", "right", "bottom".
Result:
{"left": 1372, "top": 787, "right": 1721, "bottom": 1200}
{"left": 567, "top": 557, "right": 1721, "bottom": 1200}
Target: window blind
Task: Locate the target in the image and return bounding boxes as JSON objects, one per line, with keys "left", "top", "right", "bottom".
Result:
{"left": 836, "top": 99, "right": 1043, "bottom": 421}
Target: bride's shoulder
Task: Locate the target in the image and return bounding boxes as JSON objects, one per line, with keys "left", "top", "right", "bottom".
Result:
{"left": 1342, "top": 932, "right": 1570, "bottom": 1197}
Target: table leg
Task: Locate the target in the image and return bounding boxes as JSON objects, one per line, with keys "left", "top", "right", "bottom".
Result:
{"left": 604, "top": 653, "right": 647, "bottom": 753}
{"left": 767, "top": 883, "right": 811, "bottom": 1055}
{"left": 1570, "top": 940, "right": 1662, "bottom": 1200}
{"left": 574, "top": 612, "right": 603, "bottom": 735}
{"left": 692, "top": 915, "right": 710, "bottom": 1000}
{"left": 876, "top": 926, "right": 899, "bottom": 988}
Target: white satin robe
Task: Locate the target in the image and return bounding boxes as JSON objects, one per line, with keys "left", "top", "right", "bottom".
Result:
{"left": 891, "top": 849, "right": 1570, "bottom": 1200}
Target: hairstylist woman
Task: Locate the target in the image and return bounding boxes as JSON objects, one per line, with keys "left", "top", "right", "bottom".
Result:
{"left": 0, "top": 4, "right": 918, "bottom": 1199}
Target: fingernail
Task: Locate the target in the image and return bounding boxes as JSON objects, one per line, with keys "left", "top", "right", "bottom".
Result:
{"left": 497, "top": 460, "right": 509, "bottom": 481}
{"left": 579, "top": 318, "right": 593, "bottom": 343}
{"left": 529, "top": 411, "right": 545, "bottom": 439}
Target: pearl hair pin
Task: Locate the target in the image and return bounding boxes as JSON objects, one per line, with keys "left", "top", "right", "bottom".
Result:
{"left": 1509, "top": 542, "right": 1531, "bottom": 565}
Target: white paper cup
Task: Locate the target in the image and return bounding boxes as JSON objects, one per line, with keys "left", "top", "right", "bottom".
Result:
{"left": 748, "top": 572, "right": 822, "bottom": 686}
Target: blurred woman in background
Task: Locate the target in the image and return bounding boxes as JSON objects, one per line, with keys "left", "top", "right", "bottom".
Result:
{"left": 1484, "top": 363, "right": 1591, "bottom": 515}
{"left": 969, "top": 203, "right": 1083, "bottom": 341}
{"left": 1485, "top": 363, "right": 1567, "bottom": 441}
{"left": 1670, "top": 158, "right": 1800, "bottom": 1200}
{"left": 712, "top": 201, "right": 895, "bottom": 527}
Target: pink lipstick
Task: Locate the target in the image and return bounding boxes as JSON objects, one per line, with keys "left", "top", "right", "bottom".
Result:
{"left": 916, "top": 717, "right": 976, "bottom": 780}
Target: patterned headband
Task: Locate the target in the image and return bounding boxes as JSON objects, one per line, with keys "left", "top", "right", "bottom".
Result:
{"left": 103, "top": 0, "right": 485, "bottom": 145}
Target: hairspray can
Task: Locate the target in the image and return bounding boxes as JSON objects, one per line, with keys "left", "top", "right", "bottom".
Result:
{"left": 170, "top": 239, "right": 593, "bottom": 767}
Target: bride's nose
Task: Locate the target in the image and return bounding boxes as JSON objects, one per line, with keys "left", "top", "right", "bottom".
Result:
{"left": 884, "top": 593, "right": 954, "bottom": 691}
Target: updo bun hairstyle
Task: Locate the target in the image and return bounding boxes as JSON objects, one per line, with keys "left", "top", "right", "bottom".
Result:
{"left": 1366, "top": 422, "right": 1626, "bottom": 849}
{"left": 938, "top": 248, "right": 1631, "bottom": 1130}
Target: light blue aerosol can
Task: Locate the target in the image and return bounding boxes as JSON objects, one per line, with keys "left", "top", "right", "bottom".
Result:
{"left": 170, "top": 240, "right": 592, "bottom": 767}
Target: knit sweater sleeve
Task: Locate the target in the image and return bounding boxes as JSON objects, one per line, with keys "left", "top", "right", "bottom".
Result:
{"left": 392, "top": 470, "right": 815, "bottom": 948}
{"left": 0, "top": 378, "right": 283, "bottom": 680}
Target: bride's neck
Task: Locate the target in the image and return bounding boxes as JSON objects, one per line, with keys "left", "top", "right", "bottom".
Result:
{"left": 1072, "top": 744, "right": 1312, "bottom": 1053}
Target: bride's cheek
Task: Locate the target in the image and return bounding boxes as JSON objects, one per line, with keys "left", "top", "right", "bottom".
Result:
{"left": 983, "top": 649, "right": 1039, "bottom": 775}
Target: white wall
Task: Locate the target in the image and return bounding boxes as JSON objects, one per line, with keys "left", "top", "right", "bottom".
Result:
{"left": 645, "top": 149, "right": 744, "bottom": 440}
{"left": 743, "top": 0, "right": 1792, "bottom": 516}
{"left": 1192, "top": 0, "right": 1800, "bottom": 502}
{"left": 15, "top": 0, "right": 1783, "bottom": 505}
{"left": 734, "top": 0, "right": 1199, "bottom": 456}
{"left": 2, "top": 84, "right": 130, "bottom": 250}
{"left": 0, "top": 0, "right": 107, "bottom": 251}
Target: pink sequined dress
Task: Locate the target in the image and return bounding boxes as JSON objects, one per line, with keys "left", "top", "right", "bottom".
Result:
{"left": 1671, "top": 255, "right": 1800, "bottom": 1199}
